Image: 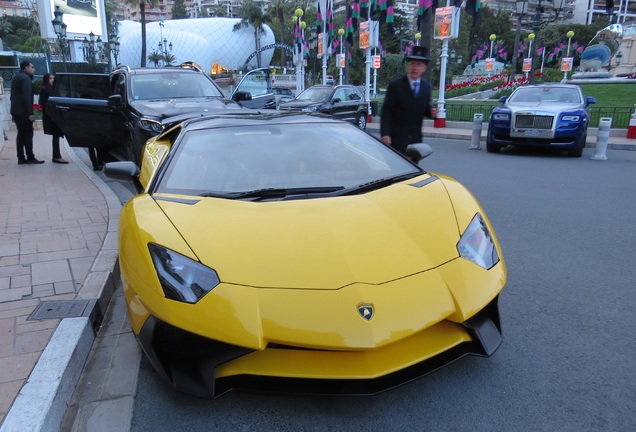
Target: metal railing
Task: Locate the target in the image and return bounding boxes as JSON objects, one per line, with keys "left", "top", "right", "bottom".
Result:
{"left": 442, "top": 104, "right": 633, "bottom": 128}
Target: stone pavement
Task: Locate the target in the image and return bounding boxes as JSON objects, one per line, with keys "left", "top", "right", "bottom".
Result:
{"left": 0, "top": 129, "right": 120, "bottom": 432}
{"left": 0, "top": 120, "right": 633, "bottom": 432}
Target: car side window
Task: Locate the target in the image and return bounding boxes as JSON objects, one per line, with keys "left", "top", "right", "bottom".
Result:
{"left": 333, "top": 89, "right": 347, "bottom": 102}
{"left": 346, "top": 89, "right": 361, "bottom": 101}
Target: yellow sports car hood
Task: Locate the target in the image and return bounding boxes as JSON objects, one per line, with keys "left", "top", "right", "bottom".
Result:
{"left": 154, "top": 176, "right": 461, "bottom": 289}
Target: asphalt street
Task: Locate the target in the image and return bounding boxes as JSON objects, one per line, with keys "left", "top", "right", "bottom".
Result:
{"left": 122, "top": 139, "right": 636, "bottom": 432}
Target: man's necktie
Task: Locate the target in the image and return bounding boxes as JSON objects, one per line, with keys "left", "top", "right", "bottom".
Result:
{"left": 413, "top": 81, "right": 420, "bottom": 97}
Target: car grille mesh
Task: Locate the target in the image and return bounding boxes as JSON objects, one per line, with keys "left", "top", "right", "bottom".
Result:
{"left": 515, "top": 115, "right": 554, "bottom": 129}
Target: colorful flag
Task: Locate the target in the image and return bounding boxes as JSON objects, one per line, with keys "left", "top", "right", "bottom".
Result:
{"left": 465, "top": 0, "right": 481, "bottom": 26}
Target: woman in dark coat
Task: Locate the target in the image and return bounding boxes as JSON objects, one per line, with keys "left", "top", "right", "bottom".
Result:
{"left": 38, "top": 73, "right": 68, "bottom": 164}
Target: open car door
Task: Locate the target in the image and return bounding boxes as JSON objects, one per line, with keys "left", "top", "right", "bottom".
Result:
{"left": 231, "top": 68, "right": 276, "bottom": 110}
{"left": 46, "top": 73, "right": 125, "bottom": 151}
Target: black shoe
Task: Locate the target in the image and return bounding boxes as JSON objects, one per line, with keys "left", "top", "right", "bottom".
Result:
{"left": 18, "top": 159, "right": 27, "bottom": 165}
{"left": 26, "top": 158, "right": 45, "bottom": 164}
{"left": 52, "top": 158, "right": 69, "bottom": 164}
{"left": 93, "top": 164, "right": 101, "bottom": 171}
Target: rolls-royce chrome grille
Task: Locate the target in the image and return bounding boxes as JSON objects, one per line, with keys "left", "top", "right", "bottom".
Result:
{"left": 515, "top": 115, "right": 554, "bottom": 129}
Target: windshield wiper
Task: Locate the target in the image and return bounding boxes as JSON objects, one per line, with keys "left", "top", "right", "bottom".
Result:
{"left": 234, "top": 186, "right": 344, "bottom": 200}
{"left": 198, "top": 187, "right": 344, "bottom": 200}
{"left": 335, "top": 172, "right": 421, "bottom": 196}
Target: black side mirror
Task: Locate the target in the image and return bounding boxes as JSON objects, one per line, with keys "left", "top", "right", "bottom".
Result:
{"left": 233, "top": 91, "right": 252, "bottom": 102}
{"left": 107, "top": 94, "right": 124, "bottom": 108}
{"left": 406, "top": 143, "right": 433, "bottom": 163}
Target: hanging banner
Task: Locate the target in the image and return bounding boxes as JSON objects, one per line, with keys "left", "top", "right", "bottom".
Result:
{"left": 360, "top": 21, "right": 370, "bottom": 49}
{"left": 318, "top": 33, "right": 324, "bottom": 58}
{"left": 373, "top": 55, "right": 381, "bottom": 69}
{"left": 522, "top": 58, "right": 532, "bottom": 72}
{"left": 339, "top": 54, "right": 346, "bottom": 68}
{"left": 485, "top": 58, "right": 494, "bottom": 71}
{"left": 561, "top": 57, "right": 573, "bottom": 72}
{"left": 434, "top": 7, "right": 460, "bottom": 40}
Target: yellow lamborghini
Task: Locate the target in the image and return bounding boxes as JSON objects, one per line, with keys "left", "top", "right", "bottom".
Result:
{"left": 104, "top": 112, "right": 506, "bottom": 398}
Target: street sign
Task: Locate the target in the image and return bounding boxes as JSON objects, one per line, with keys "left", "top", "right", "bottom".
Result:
{"left": 373, "top": 55, "right": 381, "bottom": 69}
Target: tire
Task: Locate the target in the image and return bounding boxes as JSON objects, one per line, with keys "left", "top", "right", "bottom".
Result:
{"left": 357, "top": 113, "right": 367, "bottom": 130}
{"left": 486, "top": 129, "right": 502, "bottom": 153}
{"left": 567, "top": 132, "right": 586, "bottom": 157}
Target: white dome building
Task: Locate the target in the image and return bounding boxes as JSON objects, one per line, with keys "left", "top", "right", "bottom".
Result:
{"left": 117, "top": 17, "right": 276, "bottom": 72}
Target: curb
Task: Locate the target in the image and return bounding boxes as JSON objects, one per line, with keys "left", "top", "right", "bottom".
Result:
{"left": 0, "top": 142, "right": 121, "bottom": 432}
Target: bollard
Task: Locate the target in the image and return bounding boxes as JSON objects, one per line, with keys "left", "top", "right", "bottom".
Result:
{"left": 591, "top": 117, "right": 612, "bottom": 161}
{"left": 469, "top": 113, "right": 483, "bottom": 150}
{"left": 367, "top": 103, "right": 373, "bottom": 124}
{"left": 627, "top": 104, "right": 636, "bottom": 139}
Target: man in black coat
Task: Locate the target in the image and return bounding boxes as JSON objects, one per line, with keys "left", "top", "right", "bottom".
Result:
{"left": 380, "top": 46, "right": 438, "bottom": 155}
{"left": 11, "top": 60, "right": 44, "bottom": 164}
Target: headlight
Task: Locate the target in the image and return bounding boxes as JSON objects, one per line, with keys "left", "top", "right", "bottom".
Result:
{"left": 561, "top": 115, "right": 580, "bottom": 122}
{"left": 148, "top": 243, "right": 220, "bottom": 304}
{"left": 492, "top": 113, "right": 509, "bottom": 120}
{"left": 302, "top": 106, "right": 320, "bottom": 112}
{"left": 457, "top": 213, "right": 499, "bottom": 270}
{"left": 138, "top": 118, "right": 164, "bottom": 134}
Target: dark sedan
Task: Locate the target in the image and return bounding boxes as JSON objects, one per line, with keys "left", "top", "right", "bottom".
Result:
{"left": 279, "top": 85, "right": 368, "bottom": 129}
{"left": 486, "top": 84, "right": 596, "bottom": 157}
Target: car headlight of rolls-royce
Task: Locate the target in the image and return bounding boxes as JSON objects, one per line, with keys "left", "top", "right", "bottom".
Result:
{"left": 148, "top": 243, "right": 220, "bottom": 304}
{"left": 457, "top": 213, "right": 500, "bottom": 270}
{"left": 139, "top": 118, "right": 165, "bottom": 134}
{"left": 561, "top": 115, "right": 581, "bottom": 122}
{"left": 492, "top": 113, "right": 510, "bottom": 121}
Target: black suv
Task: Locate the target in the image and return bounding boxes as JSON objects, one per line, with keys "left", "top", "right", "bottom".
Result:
{"left": 47, "top": 63, "right": 276, "bottom": 163}
{"left": 278, "top": 85, "right": 367, "bottom": 129}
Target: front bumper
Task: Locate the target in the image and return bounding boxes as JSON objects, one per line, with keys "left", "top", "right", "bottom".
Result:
{"left": 136, "top": 296, "right": 502, "bottom": 399}
{"left": 488, "top": 119, "right": 587, "bottom": 149}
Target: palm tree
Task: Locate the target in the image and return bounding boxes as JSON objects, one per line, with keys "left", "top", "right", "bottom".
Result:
{"left": 267, "top": 0, "right": 288, "bottom": 68}
{"left": 147, "top": 51, "right": 162, "bottom": 67}
{"left": 233, "top": 0, "right": 270, "bottom": 68}
{"left": 162, "top": 53, "right": 176, "bottom": 66}
{"left": 125, "top": 0, "right": 159, "bottom": 67}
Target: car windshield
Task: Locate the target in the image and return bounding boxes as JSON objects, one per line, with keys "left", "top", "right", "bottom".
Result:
{"left": 509, "top": 87, "right": 581, "bottom": 104}
{"left": 130, "top": 72, "right": 223, "bottom": 100}
{"left": 296, "top": 87, "right": 333, "bottom": 102}
{"left": 155, "top": 122, "right": 421, "bottom": 198}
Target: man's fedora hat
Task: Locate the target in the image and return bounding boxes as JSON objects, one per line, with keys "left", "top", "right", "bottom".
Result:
{"left": 406, "top": 45, "right": 430, "bottom": 63}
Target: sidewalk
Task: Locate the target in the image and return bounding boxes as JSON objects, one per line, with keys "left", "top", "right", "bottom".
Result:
{"left": 0, "top": 129, "right": 120, "bottom": 432}
{"left": 0, "top": 121, "right": 634, "bottom": 432}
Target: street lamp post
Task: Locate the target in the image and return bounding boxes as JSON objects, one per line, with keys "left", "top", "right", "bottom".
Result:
{"left": 528, "top": 0, "right": 567, "bottom": 83}
{"left": 511, "top": 0, "right": 529, "bottom": 80}
{"left": 51, "top": 6, "right": 67, "bottom": 72}
{"left": 294, "top": 8, "right": 304, "bottom": 94}
{"left": 108, "top": 36, "right": 121, "bottom": 71}
{"left": 488, "top": 33, "right": 496, "bottom": 76}
{"left": 616, "top": 51, "right": 623, "bottom": 73}
{"left": 82, "top": 31, "right": 104, "bottom": 70}
{"left": 158, "top": 17, "right": 173, "bottom": 66}
{"left": 338, "top": 28, "right": 344, "bottom": 86}
{"left": 525, "top": 32, "right": 535, "bottom": 80}
{"left": 563, "top": 30, "right": 574, "bottom": 81}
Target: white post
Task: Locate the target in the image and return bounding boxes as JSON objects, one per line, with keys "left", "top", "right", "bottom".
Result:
{"left": 469, "top": 113, "right": 483, "bottom": 150}
{"left": 436, "top": 38, "right": 449, "bottom": 128}
{"left": 373, "top": 48, "right": 378, "bottom": 99}
{"left": 591, "top": 117, "right": 612, "bottom": 161}
{"left": 435, "top": 0, "right": 452, "bottom": 128}
{"left": 339, "top": 31, "right": 344, "bottom": 85}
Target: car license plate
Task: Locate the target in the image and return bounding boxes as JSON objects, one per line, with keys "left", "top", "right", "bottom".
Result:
{"left": 524, "top": 130, "right": 539, "bottom": 137}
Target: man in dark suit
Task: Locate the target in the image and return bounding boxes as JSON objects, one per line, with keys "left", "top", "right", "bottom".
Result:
{"left": 11, "top": 61, "right": 44, "bottom": 164}
{"left": 380, "top": 46, "right": 438, "bottom": 155}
